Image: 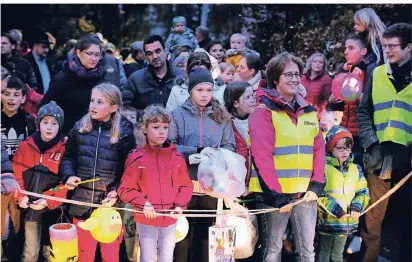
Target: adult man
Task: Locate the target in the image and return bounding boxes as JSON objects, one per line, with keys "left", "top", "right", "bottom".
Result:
{"left": 24, "top": 31, "right": 53, "bottom": 94}
{"left": 1, "top": 33, "right": 37, "bottom": 89}
{"left": 358, "top": 23, "right": 411, "bottom": 262}
{"left": 195, "top": 26, "right": 212, "bottom": 50}
{"left": 122, "top": 35, "right": 185, "bottom": 110}
{"left": 123, "top": 41, "right": 148, "bottom": 78}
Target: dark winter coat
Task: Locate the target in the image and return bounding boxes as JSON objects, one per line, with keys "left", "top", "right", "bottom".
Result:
{"left": 60, "top": 117, "right": 136, "bottom": 219}
{"left": 23, "top": 52, "right": 54, "bottom": 94}
{"left": 1, "top": 55, "right": 38, "bottom": 89}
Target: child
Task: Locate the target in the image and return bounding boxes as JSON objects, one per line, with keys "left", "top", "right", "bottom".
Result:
{"left": 122, "top": 105, "right": 138, "bottom": 125}
{"left": 169, "top": 68, "right": 235, "bottom": 262}
{"left": 118, "top": 105, "right": 193, "bottom": 262}
{"left": 1, "top": 76, "right": 35, "bottom": 160}
{"left": 317, "top": 126, "right": 369, "bottom": 262}
{"left": 225, "top": 33, "right": 260, "bottom": 68}
{"left": 13, "top": 101, "right": 67, "bottom": 262}
{"left": 219, "top": 62, "right": 235, "bottom": 85}
{"left": 60, "top": 83, "right": 136, "bottom": 262}
{"left": 354, "top": 8, "right": 386, "bottom": 65}
{"left": 165, "top": 16, "right": 199, "bottom": 56}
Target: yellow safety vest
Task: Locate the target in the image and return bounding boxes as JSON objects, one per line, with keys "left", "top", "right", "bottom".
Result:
{"left": 248, "top": 105, "right": 319, "bottom": 194}
{"left": 372, "top": 64, "right": 412, "bottom": 146}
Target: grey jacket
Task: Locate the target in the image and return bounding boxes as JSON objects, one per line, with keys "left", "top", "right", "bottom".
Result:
{"left": 169, "top": 98, "right": 235, "bottom": 180}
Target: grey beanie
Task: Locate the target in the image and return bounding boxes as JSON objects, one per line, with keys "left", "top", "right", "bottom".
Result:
{"left": 37, "top": 101, "right": 64, "bottom": 129}
{"left": 188, "top": 68, "right": 214, "bottom": 94}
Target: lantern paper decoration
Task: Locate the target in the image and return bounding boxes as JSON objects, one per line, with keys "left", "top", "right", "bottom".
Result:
{"left": 49, "top": 223, "right": 78, "bottom": 262}
{"left": 175, "top": 216, "right": 189, "bottom": 243}
{"left": 225, "top": 215, "right": 258, "bottom": 259}
{"left": 209, "top": 226, "right": 236, "bottom": 262}
{"left": 78, "top": 207, "right": 123, "bottom": 243}
{"left": 332, "top": 73, "right": 363, "bottom": 101}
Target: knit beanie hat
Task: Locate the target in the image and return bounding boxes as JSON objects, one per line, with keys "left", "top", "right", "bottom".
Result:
{"left": 325, "top": 125, "right": 353, "bottom": 153}
{"left": 188, "top": 68, "right": 214, "bottom": 94}
{"left": 172, "top": 16, "right": 187, "bottom": 28}
{"left": 37, "top": 101, "right": 64, "bottom": 129}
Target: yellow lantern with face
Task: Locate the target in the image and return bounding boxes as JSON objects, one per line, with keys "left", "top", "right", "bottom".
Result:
{"left": 78, "top": 207, "right": 123, "bottom": 243}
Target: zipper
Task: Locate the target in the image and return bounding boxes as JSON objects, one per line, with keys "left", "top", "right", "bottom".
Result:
{"left": 341, "top": 166, "right": 350, "bottom": 234}
{"left": 91, "top": 126, "right": 102, "bottom": 207}
{"left": 156, "top": 148, "right": 164, "bottom": 223}
{"left": 199, "top": 111, "right": 203, "bottom": 147}
{"left": 296, "top": 116, "right": 300, "bottom": 184}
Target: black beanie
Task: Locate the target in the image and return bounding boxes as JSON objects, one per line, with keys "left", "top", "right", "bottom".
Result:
{"left": 188, "top": 68, "right": 214, "bottom": 94}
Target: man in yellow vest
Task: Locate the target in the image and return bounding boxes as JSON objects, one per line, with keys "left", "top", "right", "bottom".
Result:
{"left": 358, "top": 23, "right": 412, "bottom": 262}
{"left": 248, "top": 52, "right": 325, "bottom": 262}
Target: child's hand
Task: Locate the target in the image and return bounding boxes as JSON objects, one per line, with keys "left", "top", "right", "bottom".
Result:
{"left": 19, "top": 196, "right": 29, "bottom": 208}
{"left": 101, "top": 190, "right": 118, "bottom": 207}
{"left": 143, "top": 201, "right": 156, "bottom": 219}
{"left": 350, "top": 211, "right": 361, "bottom": 219}
{"left": 279, "top": 203, "right": 294, "bottom": 213}
{"left": 170, "top": 206, "right": 183, "bottom": 219}
{"left": 30, "top": 198, "right": 48, "bottom": 210}
{"left": 65, "top": 176, "right": 81, "bottom": 190}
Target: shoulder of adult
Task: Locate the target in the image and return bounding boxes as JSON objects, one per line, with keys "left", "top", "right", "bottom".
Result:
{"left": 129, "top": 67, "right": 147, "bottom": 82}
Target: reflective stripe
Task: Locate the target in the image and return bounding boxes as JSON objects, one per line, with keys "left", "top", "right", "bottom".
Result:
{"left": 374, "top": 100, "right": 412, "bottom": 112}
{"left": 374, "top": 101, "right": 393, "bottom": 111}
{"left": 273, "top": 145, "right": 313, "bottom": 155}
{"left": 394, "top": 100, "right": 412, "bottom": 113}
{"left": 376, "top": 120, "right": 412, "bottom": 134}
{"left": 326, "top": 188, "right": 355, "bottom": 194}
{"left": 277, "top": 169, "right": 312, "bottom": 178}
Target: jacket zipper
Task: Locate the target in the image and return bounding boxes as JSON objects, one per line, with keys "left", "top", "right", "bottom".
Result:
{"left": 199, "top": 111, "right": 203, "bottom": 147}
{"left": 341, "top": 166, "right": 350, "bottom": 234}
{"left": 156, "top": 148, "right": 164, "bottom": 223}
{"left": 29, "top": 154, "right": 43, "bottom": 220}
{"left": 91, "top": 126, "right": 102, "bottom": 207}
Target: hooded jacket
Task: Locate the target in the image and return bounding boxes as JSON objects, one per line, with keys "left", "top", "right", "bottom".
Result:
{"left": 60, "top": 116, "right": 136, "bottom": 219}
{"left": 165, "top": 28, "right": 199, "bottom": 54}
{"left": 118, "top": 141, "right": 193, "bottom": 227}
{"left": 169, "top": 98, "right": 236, "bottom": 180}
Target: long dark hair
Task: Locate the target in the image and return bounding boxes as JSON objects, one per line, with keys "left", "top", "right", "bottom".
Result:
{"left": 224, "top": 81, "right": 251, "bottom": 115}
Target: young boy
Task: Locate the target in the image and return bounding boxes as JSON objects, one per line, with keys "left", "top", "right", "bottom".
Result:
{"left": 225, "top": 33, "right": 260, "bottom": 68}
{"left": 164, "top": 16, "right": 199, "bottom": 56}
{"left": 122, "top": 105, "right": 139, "bottom": 125}
{"left": 13, "top": 101, "right": 67, "bottom": 262}
{"left": 317, "top": 125, "right": 369, "bottom": 262}
{"left": 1, "top": 76, "right": 35, "bottom": 160}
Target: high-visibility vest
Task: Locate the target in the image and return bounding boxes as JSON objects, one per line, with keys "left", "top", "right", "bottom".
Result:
{"left": 372, "top": 64, "right": 412, "bottom": 146}
{"left": 248, "top": 104, "right": 319, "bottom": 194}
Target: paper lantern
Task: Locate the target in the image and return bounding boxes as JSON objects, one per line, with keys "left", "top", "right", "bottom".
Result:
{"left": 175, "top": 216, "right": 189, "bottom": 243}
{"left": 209, "top": 226, "right": 236, "bottom": 262}
{"left": 78, "top": 207, "right": 122, "bottom": 243}
{"left": 332, "top": 73, "right": 363, "bottom": 101}
{"left": 49, "top": 223, "right": 78, "bottom": 262}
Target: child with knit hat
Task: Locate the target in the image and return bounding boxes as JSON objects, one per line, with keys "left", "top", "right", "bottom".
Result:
{"left": 165, "top": 16, "right": 199, "bottom": 56}
{"left": 317, "top": 125, "right": 369, "bottom": 262}
{"left": 13, "top": 101, "right": 68, "bottom": 262}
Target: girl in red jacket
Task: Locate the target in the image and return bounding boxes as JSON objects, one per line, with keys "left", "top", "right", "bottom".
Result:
{"left": 118, "top": 105, "right": 193, "bottom": 262}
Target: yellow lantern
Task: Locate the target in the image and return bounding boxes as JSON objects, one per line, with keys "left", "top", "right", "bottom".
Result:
{"left": 49, "top": 223, "right": 78, "bottom": 262}
{"left": 78, "top": 207, "right": 123, "bottom": 243}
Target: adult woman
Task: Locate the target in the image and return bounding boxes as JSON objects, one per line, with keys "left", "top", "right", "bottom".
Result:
{"left": 166, "top": 52, "right": 225, "bottom": 112}
{"left": 40, "top": 35, "right": 121, "bottom": 135}
{"left": 248, "top": 52, "right": 325, "bottom": 262}
{"left": 301, "top": 52, "right": 332, "bottom": 112}
{"left": 207, "top": 40, "right": 225, "bottom": 63}
{"left": 234, "top": 53, "right": 265, "bottom": 96}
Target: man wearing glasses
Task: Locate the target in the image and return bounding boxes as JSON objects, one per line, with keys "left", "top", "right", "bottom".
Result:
{"left": 358, "top": 23, "right": 412, "bottom": 262}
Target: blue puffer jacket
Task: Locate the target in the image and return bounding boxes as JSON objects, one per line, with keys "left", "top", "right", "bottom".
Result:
{"left": 168, "top": 98, "right": 235, "bottom": 180}
{"left": 60, "top": 116, "right": 136, "bottom": 219}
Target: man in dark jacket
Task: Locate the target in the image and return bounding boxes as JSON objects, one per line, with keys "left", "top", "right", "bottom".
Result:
{"left": 24, "top": 31, "right": 54, "bottom": 94}
{"left": 358, "top": 23, "right": 412, "bottom": 262}
{"left": 122, "top": 35, "right": 185, "bottom": 110}
{"left": 1, "top": 33, "right": 38, "bottom": 89}
{"left": 195, "top": 26, "right": 212, "bottom": 50}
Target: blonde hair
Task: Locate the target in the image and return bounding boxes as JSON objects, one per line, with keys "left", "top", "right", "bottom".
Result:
{"left": 230, "top": 33, "right": 247, "bottom": 44}
{"left": 79, "top": 83, "right": 122, "bottom": 144}
{"left": 219, "top": 62, "right": 235, "bottom": 74}
{"left": 354, "top": 8, "right": 386, "bottom": 63}
{"left": 136, "top": 105, "right": 172, "bottom": 148}
{"left": 304, "top": 52, "right": 328, "bottom": 75}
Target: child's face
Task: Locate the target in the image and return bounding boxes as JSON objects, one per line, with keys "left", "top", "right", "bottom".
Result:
{"left": 230, "top": 36, "right": 246, "bottom": 50}
{"left": 174, "top": 22, "right": 186, "bottom": 33}
{"left": 234, "top": 86, "right": 256, "bottom": 116}
{"left": 209, "top": 44, "right": 224, "bottom": 62}
{"left": 124, "top": 111, "right": 137, "bottom": 124}
{"left": 89, "top": 89, "right": 118, "bottom": 122}
{"left": 221, "top": 68, "right": 234, "bottom": 85}
{"left": 145, "top": 122, "right": 169, "bottom": 147}
{"left": 331, "top": 138, "right": 352, "bottom": 163}
{"left": 40, "top": 116, "right": 59, "bottom": 142}
{"left": 191, "top": 84, "right": 213, "bottom": 107}
{"left": 1, "top": 86, "right": 26, "bottom": 114}
{"left": 354, "top": 20, "right": 366, "bottom": 33}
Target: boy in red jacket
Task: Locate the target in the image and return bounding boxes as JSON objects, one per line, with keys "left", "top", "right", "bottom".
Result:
{"left": 13, "top": 101, "right": 67, "bottom": 262}
{"left": 118, "top": 105, "right": 193, "bottom": 262}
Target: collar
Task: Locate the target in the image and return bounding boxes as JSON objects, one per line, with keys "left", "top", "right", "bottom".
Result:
{"left": 182, "top": 98, "right": 213, "bottom": 116}
{"left": 326, "top": 153, "right": 354, "bottom": 169}
{"left": 144, "top": 140, "right": 175, "bottom": 156}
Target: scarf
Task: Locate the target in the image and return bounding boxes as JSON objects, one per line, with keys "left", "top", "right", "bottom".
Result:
{"left": 68, "top": 53, "right": 104, "bottom": 80}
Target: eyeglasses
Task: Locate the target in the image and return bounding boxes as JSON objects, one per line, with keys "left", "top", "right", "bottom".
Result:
{"left": 334, "top": 146, "right": 352, "bottom": 152}
{"left": 282, "top": 72, "right": 301, "bottom": 80}
{"left": 82, "top": 51, "right": 102, "bottom": 59}
{"left": 382, "top": 44, "right": 402, "bottom": 50}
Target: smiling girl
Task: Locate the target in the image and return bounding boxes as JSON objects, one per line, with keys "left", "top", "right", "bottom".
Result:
{"left": 60, "top": 83, "right": 136, "bottom": 262}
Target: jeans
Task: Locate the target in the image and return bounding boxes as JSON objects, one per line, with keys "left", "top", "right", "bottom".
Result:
{"left": 257, "top": 200, "right": 317, "bottom": 262}
{"left": 21, "top": 221, "right": 51, "bottom": 262}
{"left": 137, "top": 223, "right": 176, "bottom": 262}
{"left": 317, "top": 234, "right": 348, "bottom": 262}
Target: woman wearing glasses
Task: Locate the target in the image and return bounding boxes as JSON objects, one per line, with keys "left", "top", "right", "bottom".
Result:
{"left": 40, "top": 35, "right": 122, "bottom": 135}
{"left": 248, "top": 52, "right": 325, "bottom": 262}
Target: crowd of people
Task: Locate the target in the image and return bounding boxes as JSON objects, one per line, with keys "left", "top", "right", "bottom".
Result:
{"left": 1, "top": 7, "right": 411, "bottom": 262}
